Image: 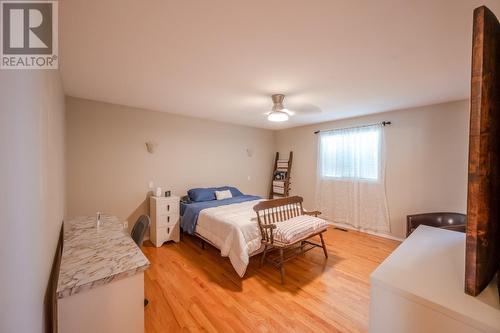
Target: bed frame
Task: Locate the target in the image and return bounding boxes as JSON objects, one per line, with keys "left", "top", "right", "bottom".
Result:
{"left": 193, "top": 231, "right": 264, "bottom": 256}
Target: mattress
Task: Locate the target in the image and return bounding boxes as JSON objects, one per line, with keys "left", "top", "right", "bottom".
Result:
{"left": 194, "top": 199, "right": 263, "bottom": 277}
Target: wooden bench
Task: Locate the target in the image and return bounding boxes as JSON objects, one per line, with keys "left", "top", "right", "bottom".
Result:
{"left": 253, "top": 196, "right": 329, "bottom": 283}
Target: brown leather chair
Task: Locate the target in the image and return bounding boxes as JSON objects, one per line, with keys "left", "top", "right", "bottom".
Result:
{"left": 406, "top": 212, "right": 466, "bottom": 237}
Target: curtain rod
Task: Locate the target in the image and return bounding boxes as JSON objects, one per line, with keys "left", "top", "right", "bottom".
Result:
{"left": 313, "top": 121, "right": 391, "bottom": 134}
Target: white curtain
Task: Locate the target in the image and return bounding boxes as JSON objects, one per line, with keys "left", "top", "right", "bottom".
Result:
{"left": 315, "top": 124, "right": 390, "bottom": 233}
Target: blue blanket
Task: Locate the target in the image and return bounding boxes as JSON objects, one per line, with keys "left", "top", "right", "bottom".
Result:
{"left": 180, "top": 195, "right": 261, "bottom": 235}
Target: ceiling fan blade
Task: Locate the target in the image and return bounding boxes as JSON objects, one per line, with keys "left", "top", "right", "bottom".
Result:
{"left": 287, "top": 104, "right": 323, "bottom": 115}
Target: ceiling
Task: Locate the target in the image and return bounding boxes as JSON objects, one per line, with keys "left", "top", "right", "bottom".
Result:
{"left": 59, "top": 0, "right": 500, "bottom": 129}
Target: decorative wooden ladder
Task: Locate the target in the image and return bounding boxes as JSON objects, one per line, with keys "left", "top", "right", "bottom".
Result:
{"left": 269, "top": 151, "right": 293, "bottom": 199}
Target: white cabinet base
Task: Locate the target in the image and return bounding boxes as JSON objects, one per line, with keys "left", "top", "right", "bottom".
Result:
{"left": 58, "top": 273, "right": 144, "bottom": 333}
{"left": 370, "top": 280, "right": 486, "bottom": 333}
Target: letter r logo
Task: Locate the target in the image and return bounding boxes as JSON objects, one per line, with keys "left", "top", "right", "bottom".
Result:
{"left": 2, "top": 2, "right": 53, "bottom": 54}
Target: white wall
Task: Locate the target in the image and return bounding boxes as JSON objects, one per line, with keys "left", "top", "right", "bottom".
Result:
{"left": 275, "top": 100, "right": 470, "bottom": 239}
{"left": 0, "top": 70, "right": 65, "bottom": 333}
{"left": 66, "top": 97, "right": 469, "bottom": 240}
{"left": 65, "top": 97, "right": 275, "bottom": 228}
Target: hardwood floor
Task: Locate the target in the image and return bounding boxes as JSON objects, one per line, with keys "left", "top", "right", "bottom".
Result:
{"left": 143, "top": 227, "right": 400, "bottom": 333}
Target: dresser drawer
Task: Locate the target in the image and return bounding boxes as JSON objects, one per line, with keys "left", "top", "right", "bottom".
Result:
{"left": 157, "top": 214, "right": 179, "bottom": 228}
{"left": 157, "top": 224, "right": 178, "bottom": 239}
{"left": 158, "top": 201, "right": 179, "bottom": 215}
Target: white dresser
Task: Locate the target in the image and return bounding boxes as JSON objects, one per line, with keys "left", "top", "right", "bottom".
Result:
{"left": 150, "top": 195, "right": 180, "bottom": 246}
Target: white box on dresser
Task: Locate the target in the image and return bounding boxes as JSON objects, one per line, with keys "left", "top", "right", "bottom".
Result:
{"left": 150, "top": 195, "right": 180, "bottom": 246}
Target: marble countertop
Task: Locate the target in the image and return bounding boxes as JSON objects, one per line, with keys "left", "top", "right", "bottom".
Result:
{"left": 56, "top": 215, "right": 150, "bottom": 299}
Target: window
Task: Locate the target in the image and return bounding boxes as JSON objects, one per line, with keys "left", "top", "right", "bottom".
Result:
{"left": 318, "top": 125, "right": 381, "bottom": 180}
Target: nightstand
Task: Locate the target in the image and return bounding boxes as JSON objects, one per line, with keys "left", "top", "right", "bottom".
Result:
{"left": 150, "top": 195, "right": 180, "bottom": 247}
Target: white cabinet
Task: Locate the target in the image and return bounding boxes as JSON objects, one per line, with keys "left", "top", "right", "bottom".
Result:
{"left": 370, "top": 226, "right": 500, "bottom": 333}
{"left": 150, "top": 196, "right": 180, "bottom": 247}
{"left": 57, "top": 216, "right": 149, "bottom": 333}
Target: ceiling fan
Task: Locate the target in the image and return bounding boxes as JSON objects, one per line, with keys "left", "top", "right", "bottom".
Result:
{"left": 267, "top": 94, "right": 293, "bottom": 122}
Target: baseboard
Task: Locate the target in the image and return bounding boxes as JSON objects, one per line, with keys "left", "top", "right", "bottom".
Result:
{"left": 329, "top": 222, "right": 404, "bottom": 242}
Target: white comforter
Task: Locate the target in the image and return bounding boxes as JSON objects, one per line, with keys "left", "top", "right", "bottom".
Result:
{"left": 195, "top": 199, "right": 263, "bottom": 277}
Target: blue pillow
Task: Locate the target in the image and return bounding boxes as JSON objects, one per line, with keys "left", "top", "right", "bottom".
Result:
{"left": 187, "top": 186, "right": 244, "bottom": 202}
{"left": 188, "top": 188, "right": 216, "bottom": 202}
{"left": 217, "top": 186, "right": 243, "bottom": 197}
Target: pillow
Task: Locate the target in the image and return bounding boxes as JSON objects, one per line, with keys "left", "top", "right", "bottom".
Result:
{"left": 187, "top": 186, "right": 243, "bottom": 202}
{"left": 188, "top": 188, "right": 216, "bottom": 202}
{"left": 217, "top": 186, "right": 243, "bottom": 197}
{"left": 215, "top": 189, "right": 232, "bottom": 200}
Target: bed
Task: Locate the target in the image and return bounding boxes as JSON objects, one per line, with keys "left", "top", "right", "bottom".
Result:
{"left": 180, "top": 186, "right": 264, "bottom": 277}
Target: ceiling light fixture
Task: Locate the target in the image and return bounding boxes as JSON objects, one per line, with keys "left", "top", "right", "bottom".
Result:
{"left": 268, "top": 110, "right": 289, "bottom": 122}
{"left": 267, "top": 94, "right": 290, "bottom": 122}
